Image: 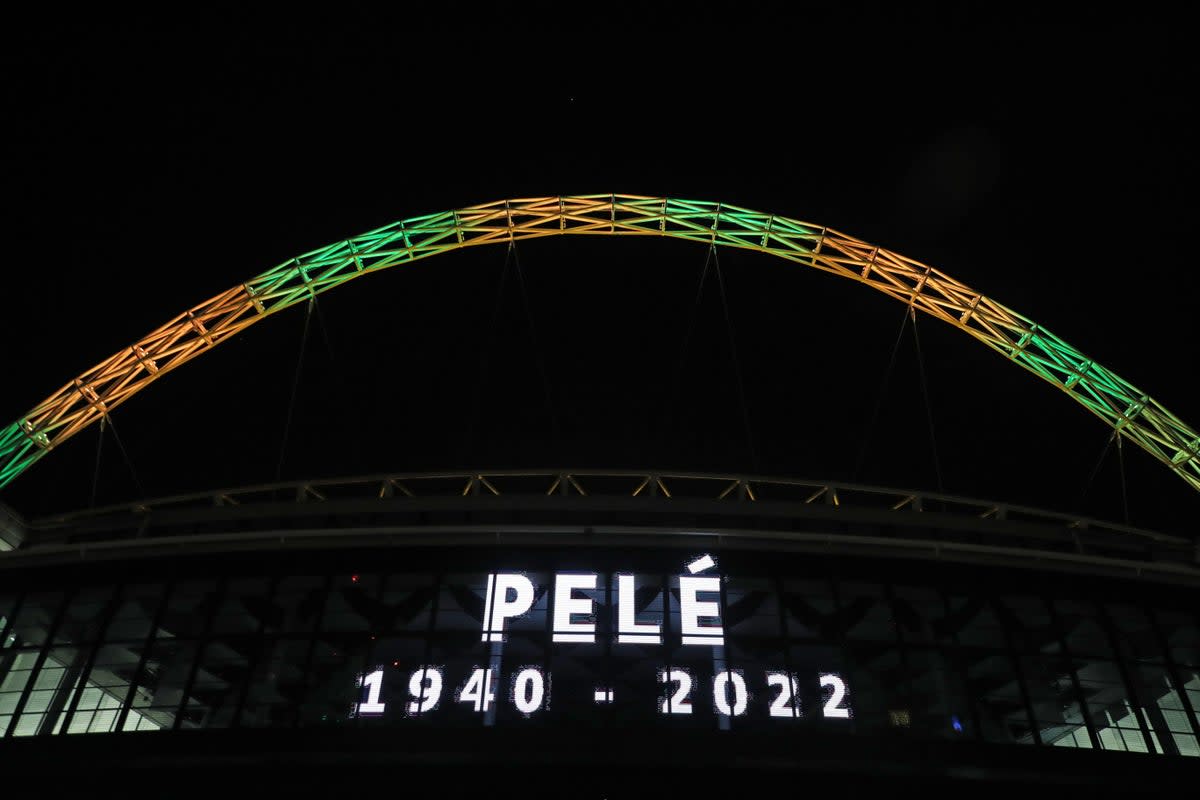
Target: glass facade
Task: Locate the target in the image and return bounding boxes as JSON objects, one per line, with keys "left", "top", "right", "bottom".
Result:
{"left": 0, "top": 543, "right": 1198, "bottom": 758}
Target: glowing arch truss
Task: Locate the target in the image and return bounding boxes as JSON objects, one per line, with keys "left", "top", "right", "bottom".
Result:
{"left": 2, "top": 195, "right": 1198, "bottom": 494}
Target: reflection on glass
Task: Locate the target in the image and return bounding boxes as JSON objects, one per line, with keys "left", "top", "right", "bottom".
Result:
{"left": 1075, "top": 659, "right": 1149, "bottom": 753}
{"left": 53, "top": 586, "right": 114, "bottom": 645}
{"left": 123, "top": 639, "right": 197, "bottom": 732}
{"left": 1021, "top": 655, "right": 1090, "bottom": 749}
{"left": 187, "top": 639, "right": 254, "bottom": 729}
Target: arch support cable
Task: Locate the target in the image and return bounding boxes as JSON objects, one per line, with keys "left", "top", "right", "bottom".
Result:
{"left": 1, "top": 195, "right": 1197, "bottom": 495}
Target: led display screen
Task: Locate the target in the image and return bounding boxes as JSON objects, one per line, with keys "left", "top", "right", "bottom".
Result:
{"left": 2, "top": 541, "right": 1198, "bottom": 758}
{"left": 349, "top": 555, "right": 853, "bottom": 725}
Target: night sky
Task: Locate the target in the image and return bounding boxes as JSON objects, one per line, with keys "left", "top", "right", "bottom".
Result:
{"left": 2, "top": 12, "right": 1197, "bottom": 538}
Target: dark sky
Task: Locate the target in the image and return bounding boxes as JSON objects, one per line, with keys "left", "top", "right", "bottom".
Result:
{"left": 2, "top": 12, "right": 1198, "bottom": 537}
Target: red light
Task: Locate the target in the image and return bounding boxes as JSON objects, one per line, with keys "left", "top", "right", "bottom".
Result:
{"left": 351, "top": 575, "right": 359, "bottom": 583}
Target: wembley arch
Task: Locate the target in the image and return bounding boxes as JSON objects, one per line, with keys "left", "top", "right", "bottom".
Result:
{"left": 1, "top": 194, "right": 1197, "bottom": 494}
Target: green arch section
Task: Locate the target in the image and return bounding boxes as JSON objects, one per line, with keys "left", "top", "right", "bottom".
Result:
{"left": 2, "top": 194, "right": 1197, "bottom": 496}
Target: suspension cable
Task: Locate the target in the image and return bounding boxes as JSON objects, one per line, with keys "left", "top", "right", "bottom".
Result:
{"left": 311, "top": 297, "right": 356, "bottom": 446}
{"left": 712, "top": 245, "right": 759, "bottom": 472}
{"left": 1081, "top": 430, "right": 1118, "bottom": 504}
{"left": 312, "top": 297, "right": 339, "bottom": 365}
{"left": 89, "top": 415, "right": 106, "bottom": 508}
{"left": 465, "top": 243, "right": 514, "bottom": 458}
{"left": 1117, "top": 432, "right": 1130, "bottom": 525}
{"left": 275, "top": 298, "right": 314, "bottom": 481}
{"left": 656, "top": 244, "right": 714, "bottom": 461}
{"left": 105, "top": 414, "right": 145, "bottom": 499}
{"left": 511, "top": 243, "right": 560, "bottom": 451}
{"left": 853, "top": 307, "right": 911, "bottom": 482}
{"left": 910, "top": 309, "right": 945, "bottom": 494}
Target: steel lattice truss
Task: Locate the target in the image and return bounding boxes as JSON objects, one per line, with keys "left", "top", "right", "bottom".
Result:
{"left": 2, "top": 195, "right": 1198, "bottom": 493}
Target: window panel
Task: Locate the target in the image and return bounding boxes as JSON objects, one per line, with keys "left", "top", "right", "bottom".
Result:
{"left": 67, "top": 643, "right": 144, "bottom": 734}
{"left": 23, "top": 646, "right": 86, "bottom": 736}
{"left": 1155, "top": 610, "right": 1200, "bottom": 667}
{"left": 906, "top": 648, "right": 973, "bottom": 739}
{"left": 322, "top": 574, "right": 381, "bottom": 632}
{"left": 1054, "top": 599, "right": 1113, "bottom": 658}
{"left": 0, "top": 591, "right": 16, "bottom": 641}
{"left": 435, "top": 574, "right": 490, "bottom": 632}
{"left": 2, "top": 591, "right": 65, "bottom": 649}
{"left": 1099, "top": 604, "right": 1162, "bottom": 663}
{"left": 845, "top": 644, "right": 905, "bottom": 733}
{"left": 1021, "top": 655, "right": 1089, "bottom": 749}
{"left": 299, "top": 633, "right": 372, "bottom": 727}
{"left": 104, "top": 584, "right": 167, "bottom": 643}
{"left": 963, "top": 650, "right": 1033, "bottom": 745}
{"left": 840, "top": 583, "right": 896, "bottom": 643}
{"left": 377, "top": 574, "right": 435, "bottom": 632}
{"left": 946, "top": 595, "right": 1005, "bottom": 649}
{"left": 65, "top": 685, "right": 124, "bottom": 734}
{"left": 997, "top": 595, "right": 1060, "bottom": 655}
{"left": 9, "top": 713, "right": 43, "bottom": 737}
{"left": 1122, "top": 664, "right": 1198, "bottom": 756}
{"left": 1180, "top": 668, "right": 1200, "bottom": 738}
{"left": 781, "top": 578, "right": 836, "bottom": 641}
{"left": 240, "top": 638, "right": 309, "bottom": 727}
{"left": 158, "top": 580, "right": 221, "bottom": 639}
{"left": 184, "top": 638, "right": 256, "bottom": 729}
{"left": 122, "top": 639, "right": 197, "bottom": 732}
{"left": 1074, "top": 658, "right": 1148, "bottom": 753}
{"left": 52, "top": 586, "right": 115, "bottom": 645}
{"left": 211, "top": 578, "right": 272, "bottom": 635}
{"left": 723, "top": 576, "right": 780, "bottom": 638}
{"left": 266, "top": 576, "right": 324, "bottom": 635}
{"left": 0, "top": 649, "right": 41, "bottom": 723}
{"left": 892, "top": 586, "right": 951, "bottom": 645}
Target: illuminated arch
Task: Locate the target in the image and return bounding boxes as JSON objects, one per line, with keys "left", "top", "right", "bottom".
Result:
{"left": 2, "top": 195, "right": 1197, "bottom": 494}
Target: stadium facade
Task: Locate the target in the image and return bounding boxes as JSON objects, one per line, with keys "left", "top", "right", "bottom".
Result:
{"left": 1, "top": 197, "right": 1198, "bottom": 795}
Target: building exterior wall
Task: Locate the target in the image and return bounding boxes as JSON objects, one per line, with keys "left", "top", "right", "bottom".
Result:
{"left": 2, "top": 541, "right": 1199, "bottom": 766}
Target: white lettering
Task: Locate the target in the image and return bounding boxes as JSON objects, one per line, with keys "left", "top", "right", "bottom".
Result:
{"left": 617, "top": 574, "right": 662, "bottom": 644}
{"left": 820, "top": 673, "right": 851, "bottom": 718}
{"left": 679, "top": 575, "right": 724, "bottom": 646}
{"left": 552, "top": 573, "right": 597, "bottom": 643}
{"left": 713, "top": 670, "right": 748, "bottom": 716}
{"left": 659, "top": 668, "right": 693, "bottom": 714}
{"left": 512, "top": 667, "right": 546, "bottom": 714}
{"left": 458, "top": 667, "right": 496, "bottom": 712}
{"left": 767, "top": 672, "right": 799, "bottom": 718}
{"left": 356, "top": 668, "right": 385, "bottom": 716}
{"left": 407, "top": 667, "right": 443, "bottom": 715}
{"left": 482, "top": 573, "right": 535, "bottom": 642}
